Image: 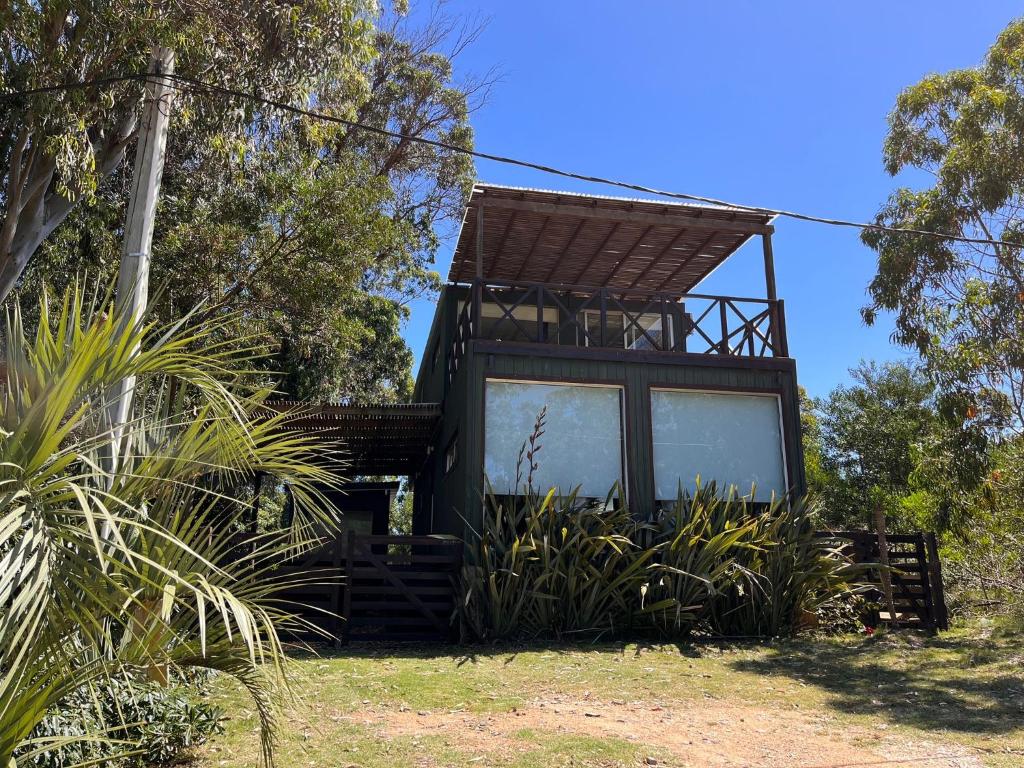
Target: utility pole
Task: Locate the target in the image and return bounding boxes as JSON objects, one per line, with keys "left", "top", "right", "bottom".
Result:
{"left": 106, "top": 46, "right": 175, "bottom": 474}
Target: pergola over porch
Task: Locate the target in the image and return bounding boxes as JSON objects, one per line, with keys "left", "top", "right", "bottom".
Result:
{"left": 260, "top": 401, "right": 441, "bottom": 476}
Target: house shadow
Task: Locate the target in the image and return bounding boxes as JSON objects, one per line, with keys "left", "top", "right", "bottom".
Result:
{"left": 727, "top": 633, "right": 1024, "bottom": 737}
{"left": 284, "top": 636, "right": 707, "bottom": 667}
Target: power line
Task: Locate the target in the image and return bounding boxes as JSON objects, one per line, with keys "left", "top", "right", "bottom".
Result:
{"left": 2, "top": 72, "right": 1021, "bottom": 250}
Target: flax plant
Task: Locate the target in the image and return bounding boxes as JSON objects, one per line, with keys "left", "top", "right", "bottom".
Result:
{"left": 459, "top": 415, "right": 860, "bottom": 641}
{"left": 0, "top": 282, "right": 342, "bottom": 767}
{"left": 642, "top": 482, "right": 763, "bottom": 634}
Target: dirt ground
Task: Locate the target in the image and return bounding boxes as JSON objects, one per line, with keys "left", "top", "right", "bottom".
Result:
{"left": 353, "top": 694, "right": 983, "bottom": 768}
{"left": 201, "top": 629, "right": 1022, "bottom": 768}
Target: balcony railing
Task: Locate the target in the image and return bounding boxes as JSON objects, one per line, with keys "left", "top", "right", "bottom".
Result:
{"left": 447, "top": 278, "right": 788, "bottom": 385}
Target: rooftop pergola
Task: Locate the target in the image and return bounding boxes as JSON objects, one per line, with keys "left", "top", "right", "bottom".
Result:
{"left": 260, "top": 401, "right": 441, "bottom": 476}
{"left": 448, "top": 184, "right": 778, "bottom": 298}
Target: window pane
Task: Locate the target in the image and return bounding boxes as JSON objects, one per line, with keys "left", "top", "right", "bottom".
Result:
{"left": 651, "top": 390, "right": 786, "bottom": 502}
{"left": 485, "top": 381, "right": 623, "bottom": 497}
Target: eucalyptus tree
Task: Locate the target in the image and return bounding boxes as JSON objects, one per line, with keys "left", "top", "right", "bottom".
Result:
{"left": 12, "top": 5, "right": 487, "bottom": 402}
{"left": 863, "top": 18, "right": 1024, "bottom": 436}
{"left": 0, "top": 0, "right": 377, "bottom": 301}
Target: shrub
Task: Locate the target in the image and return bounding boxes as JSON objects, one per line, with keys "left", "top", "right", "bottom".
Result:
{"left": 458, "top": 482, "right": 861, "bottom": 641}
{"left": 705, "top": 494, "right": 862, "bottom": 636}
{"left": 459, "top": 482, "right": 654, "bottom": 641}
{"left": 22, "top": 675, "right": 223, "bottom": 768}
{"left": 641, "top": 484, "right": 763, "bottom": 635}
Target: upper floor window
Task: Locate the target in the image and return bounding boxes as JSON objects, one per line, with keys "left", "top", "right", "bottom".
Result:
{"left": 581, "top": 310, "right": 674, "bottom": 351}
{"left": 477, "top": 301, "right": 559, "bottom": 343}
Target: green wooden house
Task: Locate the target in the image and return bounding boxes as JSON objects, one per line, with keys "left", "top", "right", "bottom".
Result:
{"left": 410, "top": 184, "right": 804, "bottom": 540}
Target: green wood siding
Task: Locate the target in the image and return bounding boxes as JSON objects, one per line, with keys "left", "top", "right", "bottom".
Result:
{"left": 413, "top": 289, "right": 806, "bottom": 539}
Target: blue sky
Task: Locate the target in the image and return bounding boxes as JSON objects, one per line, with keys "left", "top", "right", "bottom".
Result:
{"left": 403, "top": 1, "right": 1021, "bottom": 398}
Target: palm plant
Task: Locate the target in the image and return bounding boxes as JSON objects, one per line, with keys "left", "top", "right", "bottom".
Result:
{"left": 0, "top": 283, "right": 341, "bottom": 766}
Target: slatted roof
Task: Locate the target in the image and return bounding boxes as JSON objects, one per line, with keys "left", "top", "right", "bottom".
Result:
{"left": 261, "top": 401, "right": 440, "bottom": 476}
{"left": 448, "top": 184, "right": 774, "bottom": 295}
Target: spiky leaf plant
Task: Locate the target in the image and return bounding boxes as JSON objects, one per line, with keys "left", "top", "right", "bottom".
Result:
{"left": 706, "top": 494, "right": 863, "bottom": 637}
{"left": 641, "top": 482, "right": 763, "bottom": 635}
{"left": 0, "top": 282, "right": 341, "bottom": 767}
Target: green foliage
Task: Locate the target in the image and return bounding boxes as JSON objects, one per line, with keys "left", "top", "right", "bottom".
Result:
{"left": 390, "top": 482, "right": 414, "bottom": 535}
{"left": 13, "top": 5, "right": 484, "bottom": 403}
{"left": 459, "top": 482, "right": 859, "bottom": 642}
{"left": 863, "top": 17, "right": 1024, "bottom": 436}
{"left": 459, "top": 481, "right": 652, "bottom": 641}
{"left": 642, "top": 486, "right": 763, "bottom": 634}
{"left": 0, "top": 281, "right": 342, "bottom": 766}
{"left": 805, "top": 360, "right": 980, "bottom": 532}
{"left": 24, "top": 676, "right": 224, "bottom": 768}
{"left": 941, "top": 436, "right": 1024, "bottom": 616}
{"left": 458, "top": 417, "right": 859, "bottom": 642}
{"left": 706, "top": 495, "right": 860, "bottom": 637}
{"left": 0, "top": 0, "right": 377, "bottom": 298}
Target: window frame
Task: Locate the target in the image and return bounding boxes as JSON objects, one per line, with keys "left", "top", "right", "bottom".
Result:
{"left": 580, "top": 309, "right": 674, "bottom": 350}
{"left": 443, "top": 431, "right": 459, "bottom": 476}
{"left": 647, "top": 385, "right": 790, "bottom": 504}
{"left": 481, "top": 376, "right": 629, "bottom": 501}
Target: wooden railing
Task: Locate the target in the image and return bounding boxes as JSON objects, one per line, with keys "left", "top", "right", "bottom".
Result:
{"left": 447, "top": 278, "right": 788, "bottom": 385}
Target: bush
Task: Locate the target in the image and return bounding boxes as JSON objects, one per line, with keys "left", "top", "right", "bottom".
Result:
{"left": 458, "top": 479, "right": 862, "bottom": 641}
{"left": 704, "top": 493, "right": 861, "bottom": 637}
{"left": 23, "top": 674, "right": 224, "bottom": 768}
{"left": 459, "top": 482, "right": 653, "bottom": 641}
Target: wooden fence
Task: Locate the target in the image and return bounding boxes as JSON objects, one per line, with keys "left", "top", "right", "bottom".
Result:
{"left": 342, "top": 533, "right": 463, "bottom": 643}
{"left": 818, "top": 530, "right": 949, "bottom": 632}
{"left": 263, "top": 532, "right": 462, "bottom": 644}
{"left": 240, "top": 528, "right": 947, "bottom": 642}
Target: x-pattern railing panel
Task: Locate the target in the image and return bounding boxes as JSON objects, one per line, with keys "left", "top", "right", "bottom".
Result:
{"left": 483, "top": 284, "right": 541, "bottom": 342}
{"left": 443, "top": 280, "right": 786, "bottom": 381}
{"left": 606, "top": 292, "right": 669, "bottom": 351}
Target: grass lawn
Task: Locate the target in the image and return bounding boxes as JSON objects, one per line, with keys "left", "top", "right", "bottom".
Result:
{"left": 198, "top": 623, "right": 1024, "bottom": 768}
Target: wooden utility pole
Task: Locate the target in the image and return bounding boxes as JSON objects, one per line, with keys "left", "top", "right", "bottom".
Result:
{"left": 107, "top": 46, "right": 175, "bottom": 471}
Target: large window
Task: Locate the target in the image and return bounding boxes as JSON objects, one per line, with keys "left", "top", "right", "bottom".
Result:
{"left": 484, "top": 380, "right": 624, "bottom": 497}
{"left": 651, "top": 389, "right": 787, "bottom": 503}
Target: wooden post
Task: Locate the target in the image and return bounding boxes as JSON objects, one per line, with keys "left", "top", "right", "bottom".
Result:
{"left": 775, "top": 298, "right": 789, "bottom": 357}
{"left": 106, "top": 45, "right": 176, "bottom": 475}
{"left": 762, "top": 228, "right": 778, "bottom": 302}
{"left": 339, "top": 529, "right": 355, "bottom": 646}
{"left": 599, "top": 288, "right": 607, "bottom": 347}
{"left": 925, "top": 532, "right": 950, "bottom": 630}
{"left": 718, "top": 299, "right": 729, "bottom": 354}
{"left": 536, "top": 285, "right": 545, "bottom": 343}
{"left": 873, "top": 504, "right": 899, "bottom": 629}
{"left": 475, "top": 203, "right": 484, "bottom": 279}
{"left": 659, "top": 295, "right": 670, "bottom": 352}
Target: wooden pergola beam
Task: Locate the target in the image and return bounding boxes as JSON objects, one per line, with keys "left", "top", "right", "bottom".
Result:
{"left": 602, "top": 224, "right": 656, "bottom": 285}
{"left": 627, "top": 227, "right": 691, "bottom": 289}
{"left": 539, "top": 216, "right": 588, "bottom": 283}
{"left": 660, "top": 230, "right": 721, "bottom": 288}
{"left": 568, "top": 221, "right": 622, "bottom": 284}
{"left": 477, "top": 196, "right": 772, "bottom": 236}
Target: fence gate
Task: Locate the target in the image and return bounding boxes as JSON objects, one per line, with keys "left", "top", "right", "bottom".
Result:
{"left": 819, "top": 530, "right": 949, "bottom": 631}
{"left": 342, "top": 533, "right": 462, "bottom": 643}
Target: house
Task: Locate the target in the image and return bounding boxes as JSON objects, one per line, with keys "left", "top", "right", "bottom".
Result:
{"left": 409, "top": 184, "right": 805, "bottom": 540}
